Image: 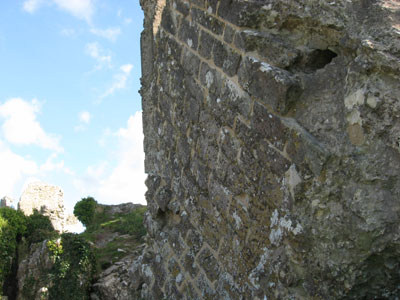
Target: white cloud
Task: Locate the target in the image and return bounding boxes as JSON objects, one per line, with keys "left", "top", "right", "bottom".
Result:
{"left": 124, "top": 18, "right": 132, "bottom": 25}
{"left": 73, "top": 112, "right": 146, "bottom": 205}
{"left": 23, "top": 0, "right": 43, "bottom": 13}
{"left": 0, "top": 139, "right": 38, "bottom": 197}
{"left": 0, "top": 98, "right": 63, "bottom": 152}
{"left": 90, "top": 27, "right": 121, "bottom": 42}
{"left": 85, "top": 42, "right": 112, "bottom": 69}
{"left": 75, "top": 111, "right": 92, "bottom": 132}
{"left": 101, "top": 64, "right": 133, "bottom": 99}
{"left": 40, "top": 153, "right": 74, "bottom": 175}
{"left": 52, "top": 0, "right": 94, "bottom": 23}
{"left": 79, "top": 111, "right": 91, "bottom": 124}
{"left": 0, "top": 148, "right": 75, "bottom": 206}
{"left": 23, "top": 0, "right": 94, "bottom": 23}
{"left": 120, "top": 64, "right": 133, "bottom": 73}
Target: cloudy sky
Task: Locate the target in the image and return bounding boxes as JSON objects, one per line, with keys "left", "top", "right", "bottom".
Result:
{"left": 0, "top": 0, "right": 146, "bottom": 212}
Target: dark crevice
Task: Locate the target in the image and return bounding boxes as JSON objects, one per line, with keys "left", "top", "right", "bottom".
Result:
{"left": 288, "top": 49, "right": 338, "bottom": 73}
{"left": 305, "top": 49, "right": 338, "bottom": 71}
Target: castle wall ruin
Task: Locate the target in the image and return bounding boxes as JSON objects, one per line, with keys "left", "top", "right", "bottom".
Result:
{"left": 139, "top": 0, "right": 400, "bottom": 298}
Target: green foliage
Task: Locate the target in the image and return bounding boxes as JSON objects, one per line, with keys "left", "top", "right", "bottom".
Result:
{"left": 21, "top": 275, "right": 36, "bottom": 299}
{"left": 116, "top": 206, "right": 147, "bottom": 239}
{"left": 47, "top": 238, "right": 64, "bottom": 261}
{"left": 0, "top": 207, "right": 27, "bottom": 286}
{"left": 94, "top": 206, "right": 147, "bottom": 238}
{"left": 0, "top": 207, "right": 27, "bottom": 237}
{"left": 47, "top": 233, "right": 96, "bottom": 300}
{"left": 0, "top": 215, "right": 14, "bottom": 286}
{"left": 80, "top": 205, "right": 147, "bottom": 272}
{"left": 26, "top": 209, "right": 55, "bottom": 244}
{"left": 73, "top": 196, "right": 97, "bottom": 227}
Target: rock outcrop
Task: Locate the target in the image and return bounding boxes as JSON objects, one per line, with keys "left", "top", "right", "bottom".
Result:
{"left": 16, "top": 240, "right": 53, "bottom": 300}
{"left": 139, "top": 0, "right": 400, "bottom": 299}
{"left": 90, "top": 244, "right": 145, "bottom": 300}
{"left": 19, "top": 182, "right": 67, "bottom": 232}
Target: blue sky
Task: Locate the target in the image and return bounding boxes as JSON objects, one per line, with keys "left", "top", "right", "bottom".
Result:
{"left": 0, "top": 0, "right": 146, "bottom": 212}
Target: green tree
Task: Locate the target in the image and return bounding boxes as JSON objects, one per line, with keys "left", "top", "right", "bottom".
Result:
{"left": 25, "top": 209, "right": 55, "bottom": 244}
{"left": 73, "top": 197, "right": 97, "bottom": 227}
{"left": 0, "top": 207, "right": 27, "bottom": 287}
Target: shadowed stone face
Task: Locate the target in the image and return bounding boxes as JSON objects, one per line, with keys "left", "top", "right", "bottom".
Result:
{"left": 138, "top": 0, "right": 400, "bottom": 299}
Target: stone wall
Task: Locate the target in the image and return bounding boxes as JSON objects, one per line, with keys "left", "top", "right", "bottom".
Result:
{"left": 139, "top": 0, "right": 400, "bottom": 299}
{"left": 19, "top": 182, "right": 66, "bottom": 232}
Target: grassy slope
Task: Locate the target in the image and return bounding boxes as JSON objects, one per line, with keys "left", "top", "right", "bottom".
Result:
{"left": 80, "top": 204, "right": 147, "bottom": 273}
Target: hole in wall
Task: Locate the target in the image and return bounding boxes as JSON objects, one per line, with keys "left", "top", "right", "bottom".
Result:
{"left": 304, "top": 49, "right": 338, "bottom": 72}
{"left": 289, "top": 48, "right": 338, "bottom": 73}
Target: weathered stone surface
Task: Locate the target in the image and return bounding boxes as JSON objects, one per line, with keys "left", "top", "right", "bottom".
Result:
{"left": 90, "top": 245, "right": 145, "bottom": 300}
{"left": 139, "top": 0, "right": 400, "bottom": 299}
{"left": 16, "top": 241, "right": 53, "bottom": 300}
{"left": 18, "top": 182, "right": 66, "bottom": 232}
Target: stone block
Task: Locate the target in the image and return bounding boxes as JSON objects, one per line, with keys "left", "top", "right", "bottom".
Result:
{"left": 186, "top": 97, "right": 201, "bottom": 122}
{"left": 168, "top": 228, "right": 187, "bottom": 258}
{"left": 205, "top": 92, "right": 234, "bottom": 127}
{"left": 177, "top": 135, "right": 190, "bottom": 168}
{"left": 185, "top": 229, "right": 203, "bottom": 254}
{"left": 219, "top": 128, "right": 240, "bottom": 162}
{"left": 198, "top": 29, "right": 217, "bottom": 60}
{"left": 154, "top": 186, "right": 172, "bottom": 212}
{"left": 251, "top": 101, "right": 288, "bottom": 150}
{"left": 181, "top": 249, "right": 200, "bottom": 278}
{"left": 223, "top": 25, "right": 235, "bottom": 44}
{"left": 195, "top": 273, "right": 216, "bottom": 300}
{"left": 165, "top": 34, "right": 183, "bottom": 62}
{"left": 169, "top": 66, "right": 186, "bottom": 99}
{"left": 161, "top": 8, "right": 179, "bottom": 35}
{"left": 213, "top": 40, "right": 241, "bottom": 77}
{"left": 197, "top": 247, "right": 220, "bottom": 282}
{"left": 238, "top": 56, "right": 301, "bottom": 114}
{"left": 182, "top": 47, "right": 201, "bottom": 76}
{"left": 207, "top": 0, "right": 218, "bottom": 15}
{"left": 178, "top": 19, "right": 199, "bottom": 50}
{"left": 185, "top": 75, "right": 204, "bottom": 103}
{"left": 221, "top": 77, "right": 252, "bottom": 117}
{"left": 217, "top": 1, "right": 264, "bottom": 28}
{"left": 199, "top": 62, "right": 224, "bottom": 95}
{"left": 181, "top": 281, "right": 200, "bottom": 299}
{"left": 234, "top": 30, "right": 300, "bottom": 68}
{"left": 173, "top": 0, "right": 190, "bottom": 16}
{"left": 191, "top": 7, "right": 224, "bottom": 35}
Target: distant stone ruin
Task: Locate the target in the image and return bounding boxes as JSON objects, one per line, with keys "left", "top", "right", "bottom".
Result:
{"left": 0, "top": 196, "right": 14, "bottom": 208}
{"left": 18, "top": 182, "right": 75, "bottom": 232}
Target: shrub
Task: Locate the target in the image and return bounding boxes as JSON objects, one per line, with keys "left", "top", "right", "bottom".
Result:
{"left": 25, "top": 209, "right": 55, "bottom": 244}
{"left": 73, "top": 197, "right": 97, "bottom": 227}
{"left": 0, "top": 208, "right": 27, "bottom": 287}
{"left": 0, "top": 207, "right": 27, "bottom": 238}
{"left": 0, "top": 215, "right": 14, "bottom": 286}
{"left": 47, "top": 233, "right": 96, "bottom": 300}
{"left": 117, "top": 206, "right": 147, "bottom": 239}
